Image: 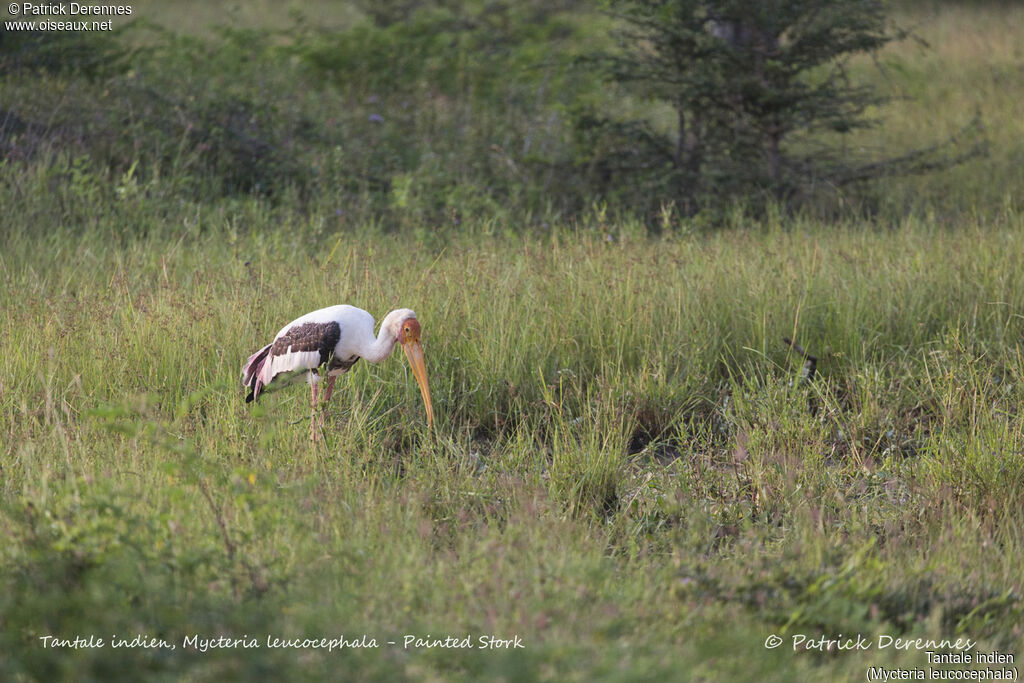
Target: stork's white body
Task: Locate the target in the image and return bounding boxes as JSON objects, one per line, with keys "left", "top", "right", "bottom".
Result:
{"left": 260, "top": 305, "right": 372, "bottom": 388}
{"left": 271, "top": 304, "right": 390, "bottom": 365}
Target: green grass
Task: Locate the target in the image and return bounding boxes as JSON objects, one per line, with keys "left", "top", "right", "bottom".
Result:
{"left": 2, "top": 178, "right": 1024, "bottom": 679}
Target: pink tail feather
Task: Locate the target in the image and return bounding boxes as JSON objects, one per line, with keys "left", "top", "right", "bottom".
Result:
{"left": 243, "top": 343, "right": 273, "bottom": 403}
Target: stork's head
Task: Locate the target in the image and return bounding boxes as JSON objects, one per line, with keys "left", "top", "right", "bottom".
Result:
{"left": 399, "top": 316, "right": 421, "bottom": 346}
{"left": 382, "top": 308, "right": 434, "bottom": 428}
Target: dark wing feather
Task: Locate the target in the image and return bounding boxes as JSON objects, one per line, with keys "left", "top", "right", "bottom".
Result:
{"left": 270, "top": 321, "right": 342, "bottom": 367}
{"left": 245, "top": 321, "right": 342, "bottom": 402}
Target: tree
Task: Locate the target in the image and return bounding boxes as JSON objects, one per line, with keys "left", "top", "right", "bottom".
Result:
{"left": 577, "top": 0, "right": 982, "bottom": 218}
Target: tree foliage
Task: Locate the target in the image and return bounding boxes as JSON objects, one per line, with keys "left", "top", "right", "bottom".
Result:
{"left": 578, "top": 0, "right": 982, "bottom": 217}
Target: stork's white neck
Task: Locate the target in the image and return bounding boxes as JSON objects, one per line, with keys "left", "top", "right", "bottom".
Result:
{"left": 360, "top": 309, "right": 414, "bottom": 364}
{"left": 361, "top": 327, "right": 399, "bottom": 364}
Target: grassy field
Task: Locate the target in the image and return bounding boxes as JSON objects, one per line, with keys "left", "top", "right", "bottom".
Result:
{"left": 3, "top": 1, "right": 1024, "bottom": 681}
{"left": 3, "top": 203, "right": 1024, "bottom": 680}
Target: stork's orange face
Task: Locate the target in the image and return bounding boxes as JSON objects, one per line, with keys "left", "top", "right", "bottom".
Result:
{"left": 400, "top": 317, "right": 422, "bottom": 345}
{"left": 398, "top": 316, "right": 434, "bottom": 428}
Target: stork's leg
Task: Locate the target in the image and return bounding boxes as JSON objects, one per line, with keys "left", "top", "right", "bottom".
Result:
{"left": 310, "top": 376, "right": 320, "bottom": 442}
{"left": 323, "top": 375, "right": 337, "bottom": 404}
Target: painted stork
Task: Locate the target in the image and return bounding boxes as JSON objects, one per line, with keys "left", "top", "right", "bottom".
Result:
{"left": 242, "top": 305, "right": 434, "bottom": 440}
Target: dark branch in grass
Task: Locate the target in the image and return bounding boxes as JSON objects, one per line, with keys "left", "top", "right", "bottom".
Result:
{"left": 784, "top": 336, "right": 819, "bottom": 416}
{"left": 783, "top": 337, "right": 818, "bottom": 384}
